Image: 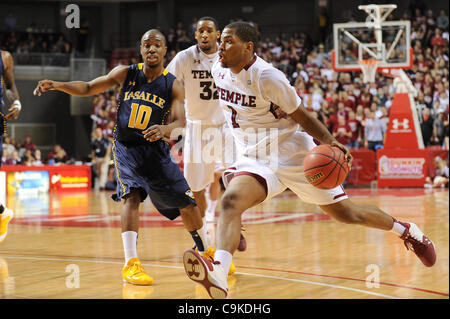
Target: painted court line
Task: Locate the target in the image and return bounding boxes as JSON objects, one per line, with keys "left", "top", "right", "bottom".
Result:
{"left": 1, "top": 255, "right": 402, "bottom": 299}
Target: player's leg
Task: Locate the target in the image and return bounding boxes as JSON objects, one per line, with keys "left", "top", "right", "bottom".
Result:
{"left": 111, "top": 141, "right": 154, "bottom": 285}
{"left": 183, "top": 174, "right": 267, "bottom": 298}
{"left": 0, "top": 135, "right": 14, "bottom": 245}
{"left": 319, "top": 198, "right": 436, "bottom": 267}
{"left": 120, "top": 188, "right": 154, "bottom": 285}
{"left": 179, "top": 202, "right": 207, "bottom": 252}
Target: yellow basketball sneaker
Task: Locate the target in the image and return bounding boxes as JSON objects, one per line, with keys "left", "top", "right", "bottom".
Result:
{"left": 122, "top": 258, "right": 154, "bottom": 286}
{"left": 0, "top": 208, "right": 14, "bottom": 245}
{"left": 201, "top": 247, "right": 236, "bottom": 276}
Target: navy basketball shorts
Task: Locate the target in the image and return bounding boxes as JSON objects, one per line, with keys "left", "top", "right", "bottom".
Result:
{"left": 111, "top": 139, "right": 196, "bottom": 220}
{"left": 0, "top": 113, "right": 4, "bottom": 168}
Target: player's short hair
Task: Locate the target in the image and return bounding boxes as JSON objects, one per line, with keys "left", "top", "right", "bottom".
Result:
{"left": 142, "top": 29, "right": 166, "bottom": 45}
{"left": 224, "top": 21, "right": 259, "bottom": 52}
{"left": 197, "top": 16, "right": 219, "bottom": 31}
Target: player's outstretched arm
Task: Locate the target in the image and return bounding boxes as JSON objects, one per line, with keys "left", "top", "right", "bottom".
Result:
{"left": 33, "top": 65, "right": 129, "bottom": 97}
{"left": 290, "top": 106, "right": 353, "bottom": 168}
{"left": 142, "top": 79, "right": 186, "bottom": 142}
{"left": 2, "top": 51, "right": 21, "bottom": 120}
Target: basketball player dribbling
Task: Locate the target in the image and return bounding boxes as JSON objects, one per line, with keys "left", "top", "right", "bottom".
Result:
{"left": 182, "top": 22, "right": 436, "bottom": 299}
{"left": 34, "top": 30, "right": 209, "bottom": 286}
{"left": 166, "top": 16, "right": 245, "bottom": 275}
{"left": 0, "top": 49, "right": 22, "bottom": 245}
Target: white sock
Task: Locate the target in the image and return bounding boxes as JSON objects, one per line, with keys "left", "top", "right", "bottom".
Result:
{"left": 391, "top": 220, "right": 407, "bottom": 236}
{"left": 214, "top": 249, "right": 232, "bottom": 273}
{"left": 206, "top": 199, "right": 218, "bottom": 222}
{"left": 122, "top": 231, "right": 138, "bottom": 264}
{"left": 200, "top": 217, "right": 211, "bottom": 249}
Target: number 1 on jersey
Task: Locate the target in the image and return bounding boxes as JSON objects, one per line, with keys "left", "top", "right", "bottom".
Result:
{"left": 128, "top": 103, "right": 152, "bottom": 129}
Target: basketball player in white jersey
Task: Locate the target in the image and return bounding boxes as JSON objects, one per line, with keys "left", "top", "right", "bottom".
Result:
{"left": 166, "top": 17, "right": 243, "bottom": 275}
{"left": 182, "top": 22, "right": 437, "bottom": 299}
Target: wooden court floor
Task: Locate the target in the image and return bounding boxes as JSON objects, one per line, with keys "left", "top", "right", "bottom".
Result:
{"left": 0, "top": 187, "right": 448, "bottom": 299}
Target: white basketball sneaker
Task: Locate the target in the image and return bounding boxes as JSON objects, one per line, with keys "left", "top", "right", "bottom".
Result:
{"left": 183, "top": 249, "right": 228, "bottom": 299}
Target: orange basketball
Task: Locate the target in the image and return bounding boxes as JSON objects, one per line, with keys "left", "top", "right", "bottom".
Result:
{"left": 303, "top": 144, "right": 349, "bottom": 189}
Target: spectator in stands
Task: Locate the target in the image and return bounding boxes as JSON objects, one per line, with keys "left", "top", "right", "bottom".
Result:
{"left": 4, "top": 150, "right": 22, "bottom": 165}
{"left": 2, "top": 136, "right": 16, "bottom": 159}
{"left": 364, "top": 111, "right": 386, "bottom": 152}
{"left": 22, "top": 149, "right": 35, "bottom": 166}
{"left": 47, "top": 144, "right": 69, "bottom": 164}
{"left": 32, "top": 149, "right": 43, "bottom": 166}
{"left": 347, "top": 110, "right": 362, "bottom": 149}
{"left": 420, "top": 107, "right": 435, "bottom": 146}
{"left": 91, "top": 127, "right": 112, "bottom": 190}
{"left": 424, "top": 156, "right": 449, "bottom": 188}
{"left": 436, "top": 10, "right": 449, "bottom": 31}
{"left": 21, "top": 135, "right": 36, "bottom": 153}
{"left": 431, "top": 28, "right": 445, "bottom": 47}
{"left": 333, "top": 115, "right": 352, "bottom": 148}
{"left": 432, "top": 111, "right": 447, "bottom": 146}
{"left": 176, "top": 30, "right": 192, "bottom": 51}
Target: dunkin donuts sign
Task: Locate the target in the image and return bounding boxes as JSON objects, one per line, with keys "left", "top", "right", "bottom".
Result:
{"left": 378, "top": 155, "right": 425, "bottom": 179}
{"left": 377, "top": 149, "right": 428, "bottom": 187}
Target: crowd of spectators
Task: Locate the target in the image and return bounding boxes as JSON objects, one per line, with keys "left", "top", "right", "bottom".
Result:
{"left": 95, "top": 8, "right": 449, "bottom": 153}
{"left": 0, "top": 19, "right": 72, "bottom": 54}
{"left": 1, "top": 134, "right": 70, "bottom": 166}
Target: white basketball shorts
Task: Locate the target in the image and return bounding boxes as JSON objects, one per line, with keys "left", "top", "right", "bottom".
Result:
{"left": 183, "top": 120, "right": 236, "bottom": 191}
{"left": 222, "top": 130, "right": 348, "bottom": 206}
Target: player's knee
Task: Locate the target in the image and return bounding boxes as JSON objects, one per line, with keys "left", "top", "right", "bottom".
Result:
{"left": 221, "top": 191, "right": 241, "bottom": 213}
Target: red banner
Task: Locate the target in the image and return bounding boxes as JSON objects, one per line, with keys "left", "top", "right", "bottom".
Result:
{"left": 347, "top": 148, "right": 376, "bottom": 185}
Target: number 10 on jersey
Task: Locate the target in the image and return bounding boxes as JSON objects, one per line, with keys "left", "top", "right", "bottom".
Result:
{"left": 128, "top": 103, "right": 152, "bottom": 129}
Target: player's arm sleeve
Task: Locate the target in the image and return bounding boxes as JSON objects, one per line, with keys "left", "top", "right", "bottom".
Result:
{"left": 166, "top": 52, "right": 185, "bottom": 83}
{"left": 260, "top": 68, "right": 301, "bottom": 114}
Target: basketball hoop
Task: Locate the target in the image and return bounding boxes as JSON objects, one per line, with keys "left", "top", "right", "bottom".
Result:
{"left": 358, "top": 59, "right": 380, "bottom": 83}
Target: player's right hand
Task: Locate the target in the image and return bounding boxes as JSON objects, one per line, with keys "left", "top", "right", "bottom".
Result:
{"left": 33, "top": 80, "right": 55, "bottom": 96}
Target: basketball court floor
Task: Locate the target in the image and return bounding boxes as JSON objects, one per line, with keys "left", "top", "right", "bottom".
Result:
{"left": 0, "top": 187, "right": 448, "bottom": 299}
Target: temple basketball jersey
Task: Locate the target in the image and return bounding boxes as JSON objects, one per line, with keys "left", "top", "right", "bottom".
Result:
{"left": 211, "top": 55, "right": 301, "bottom": 157}
{"left": 166, "top": 45, "right": 224, "bottom": 125}
{"left": 115, "top": 63, "right": 175, "bottom": 145}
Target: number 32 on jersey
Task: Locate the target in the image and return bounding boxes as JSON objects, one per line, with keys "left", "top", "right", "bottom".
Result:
{"left": 128, "top": 103, "right": 152, "bottom": 129}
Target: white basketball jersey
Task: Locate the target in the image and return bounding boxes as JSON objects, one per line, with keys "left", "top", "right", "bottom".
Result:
{"left": 211, "top": 55, "right": 302, "bottom": 157}
{"left": 166, "top": 45, "right": 225, "bottom": 125}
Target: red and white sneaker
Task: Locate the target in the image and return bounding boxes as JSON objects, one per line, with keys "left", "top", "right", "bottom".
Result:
{"left": 183, "top": 249, "right": 228, "bottom": 299}
{"left": 399, "top": 222, "right": 436, "bottom": 267}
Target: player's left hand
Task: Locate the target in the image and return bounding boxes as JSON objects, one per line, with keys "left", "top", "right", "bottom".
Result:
{"left": 5, "top": 103, "right": 21, "bottom": 120}
{"left": 331, "top": 140, "right": 353, "bottom": 171}
{"left": 143, "top": 125, "right": 167, "bottom": 142}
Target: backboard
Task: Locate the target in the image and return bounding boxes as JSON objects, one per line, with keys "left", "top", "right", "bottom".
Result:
{"left": 332, "top": 4, "right": 412, "bottom": 73}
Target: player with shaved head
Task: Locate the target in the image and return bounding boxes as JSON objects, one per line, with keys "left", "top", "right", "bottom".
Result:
{"left": 34, "top": 29, "right": 210, "bottom": 286}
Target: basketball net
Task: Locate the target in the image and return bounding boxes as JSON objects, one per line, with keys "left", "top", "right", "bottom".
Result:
{"left": 358, "top": 59, "right": 380, "bottom": 83}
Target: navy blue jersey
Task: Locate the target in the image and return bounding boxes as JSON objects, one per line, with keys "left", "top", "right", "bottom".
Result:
{"left": 0, "top": 50, "right": 4, "bottom": 109}
{"left": 114, "top": 63, "right": 175, "bottom": 145}
{"left": 0, "top": 50, "right": 5, "bottom": 162}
